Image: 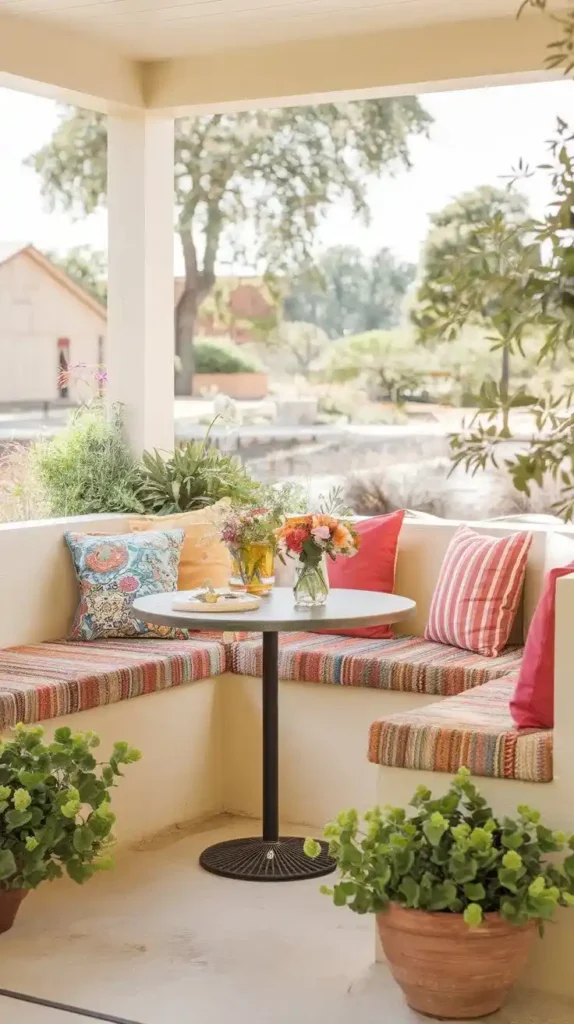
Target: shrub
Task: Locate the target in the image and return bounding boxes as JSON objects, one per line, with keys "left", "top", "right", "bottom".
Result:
{"left": 194, "top": 338, "right": 262, "bottom": 375}
{"left": 305, "top": 768, "right": 574, "bottom": 928}
{"left": 0, "top": 724, "right": 141, "bottom": 890}
{"left": 30, "top": 404, "right": 142, "bottom": 517}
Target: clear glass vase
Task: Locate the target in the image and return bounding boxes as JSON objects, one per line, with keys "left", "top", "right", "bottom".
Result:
{"left": 229, "top": 543, "right": 275, "bottom": 597}
{"left": 293, "top": 557, "right": 330, "bottom": 608}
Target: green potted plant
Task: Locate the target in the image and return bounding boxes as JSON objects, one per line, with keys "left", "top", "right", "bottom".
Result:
{"left": 0, "top": 723, "right": 141, "bottom": 934}
{"left": 304, "top": 768, "right": 574, "bottom": 1019}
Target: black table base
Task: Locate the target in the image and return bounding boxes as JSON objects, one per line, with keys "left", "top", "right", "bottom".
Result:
{"left": 199, "top": 836, "right": 335, "bottom": 881}
{"left": 200, "top": 631, "right": 335, "bottom": 882}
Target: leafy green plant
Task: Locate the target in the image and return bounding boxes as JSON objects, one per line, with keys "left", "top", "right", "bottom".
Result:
{"left": 194, "top": 338, "right": 262, "bottom": 375}
{"left": 0, "top": 724, "right": 141, "bottom": 890}
{"left": 30, "top": 403, "right": 142, "bottom": 517}
{"left": 304, "top": 768, "right": 574, "bottom": 929}
{"left": 137, "top": 442, "right": 260, "bottom": 514}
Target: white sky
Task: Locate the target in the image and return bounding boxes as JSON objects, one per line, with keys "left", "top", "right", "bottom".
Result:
{"left": 0, "top": 78, "right": 573, "bottom": 273}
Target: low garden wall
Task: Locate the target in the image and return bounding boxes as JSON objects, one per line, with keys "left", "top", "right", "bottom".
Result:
{"left": 191, "top": 372, "right": 268, "bottom": 399}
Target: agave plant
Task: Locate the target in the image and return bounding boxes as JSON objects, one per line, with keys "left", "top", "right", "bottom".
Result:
{"left": 136, "top": 441, "right": 261, "bottom": 514}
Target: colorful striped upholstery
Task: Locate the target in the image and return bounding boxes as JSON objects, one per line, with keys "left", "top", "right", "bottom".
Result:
{"left": 368, "top": 676, "right": 553, "bottom": 783}
{"left": 229, "top": 633, "right": 523, "bottom": 696}
{"left": 0, "top": 637, "right": 226, "bottom": 731}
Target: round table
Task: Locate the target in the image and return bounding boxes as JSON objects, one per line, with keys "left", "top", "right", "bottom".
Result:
{"left": 133, "top": 587, "right": 415, "bottom": 884}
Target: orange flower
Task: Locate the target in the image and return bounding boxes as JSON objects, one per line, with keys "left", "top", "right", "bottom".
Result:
{"left": 312, "top": 513, "right": 337, "bottom": 530}
{"left": 333, "top": 523, "right": 351, "bottom": 547}
{"left": 282, "top": 515, "right": 312, "bottom": 531}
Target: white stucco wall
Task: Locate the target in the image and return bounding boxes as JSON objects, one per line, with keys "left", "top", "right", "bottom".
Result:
{"left": 0, "top": 252, "right": 106, "bottom": 404}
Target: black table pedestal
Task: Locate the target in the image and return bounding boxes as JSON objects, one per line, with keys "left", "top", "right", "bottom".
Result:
{"left": 199, "top": 631, "right": 336, "bottom": 882}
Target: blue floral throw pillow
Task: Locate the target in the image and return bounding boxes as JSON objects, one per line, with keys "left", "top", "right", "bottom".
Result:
{"left": 65, "top": 530, "right": 185, "bottom": 640}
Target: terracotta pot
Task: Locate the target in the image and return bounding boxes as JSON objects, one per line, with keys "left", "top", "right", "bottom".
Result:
{"left": 0, "top": 889, "right": 28, "bottom": 935}
{"left": 377, "top": 904, "right": 536, "bottom": 1019}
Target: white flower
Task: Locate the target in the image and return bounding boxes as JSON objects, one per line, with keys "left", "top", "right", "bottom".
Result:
{"left": 213, "top": 394, "right": 241, "bottom": 427}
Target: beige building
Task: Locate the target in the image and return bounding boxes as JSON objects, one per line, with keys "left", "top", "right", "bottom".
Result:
{"left": 0, "top": 243, "right": 106, "bottom": 405}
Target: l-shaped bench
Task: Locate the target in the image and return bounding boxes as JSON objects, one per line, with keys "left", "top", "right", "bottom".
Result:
{"left": 1, "top": 512, "right": 574, "bottom": 998}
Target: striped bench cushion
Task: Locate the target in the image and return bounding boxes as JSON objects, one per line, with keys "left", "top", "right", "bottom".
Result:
{"left": 0, "top": 637, "right": 226, "bottom": 731}
{"left": 368, "top": 676, "right": 553, "bottom": 783}
{"left": 229, "top": 633, "right": 523, "bottom": 697}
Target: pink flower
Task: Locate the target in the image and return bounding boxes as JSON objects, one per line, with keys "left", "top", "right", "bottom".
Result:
{"left": 311, "top": 525, "right": 331, "bottom": 542}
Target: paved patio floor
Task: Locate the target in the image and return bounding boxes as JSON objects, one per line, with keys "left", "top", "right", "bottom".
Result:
{"left": 0, "top": 817, "right": 572, "bottom": 1024}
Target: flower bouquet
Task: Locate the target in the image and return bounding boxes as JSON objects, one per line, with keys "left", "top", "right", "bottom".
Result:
{"left": 276, "top": 514, "right": 360, "bottom": 607}
{"left": 221, "top": 506, "right": 282, "bottom": 596}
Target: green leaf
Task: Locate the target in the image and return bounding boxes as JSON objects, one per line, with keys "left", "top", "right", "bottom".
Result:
{"left": 333, "top": 884, "right": 348, "bottom": 907}
{"left": 72, "top": 826, "right": 95, "bottom": 854}
{"left": 54, "top": 727, "right": 72, "bottom": 743}
{"left": 463, "top": 903, "right": 483, "bottom": 927}
{"left": 0, "top": 849, "right": 17, "bottom": 881}
{"left": 399, "top": 876, "right": 420, "bottom": 907}
{"left": 66, "top": 858, "right": 94, "bottom": 885}
{"left": 5, "top": 808, "right": 33, "bottom": 829}
{"left": 303, "top": 838, "right": 322, "bottom": 859}
{"left": 502, "top": 850, "right": 523, "bottom": 871}
{"left": 423, "top": 813, "right": 449, "bottom": 847}
{"left": 464, "top": 882, "right": 486, "bottom": 902}
{"left": 17, "top": 771, "right": 47, "bottom": 789}
{"left": 498, "top": 868, "right": 519, "bottom": 893}
{"left": 428, "top": 882, "right": 457, "bottom": 911}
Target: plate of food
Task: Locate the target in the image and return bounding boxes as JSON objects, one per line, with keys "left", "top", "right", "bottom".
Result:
{"left": 172, "top": 585, "right": 261, "bottom": 613}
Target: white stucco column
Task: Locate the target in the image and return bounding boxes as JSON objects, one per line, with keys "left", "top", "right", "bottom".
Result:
{"left": 107, "top": 114, "right": 175, "bottom": 453}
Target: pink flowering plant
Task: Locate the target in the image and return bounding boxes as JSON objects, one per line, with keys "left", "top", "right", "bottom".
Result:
{"left": 221, "top": 505, "right": 283, "bottom": 556}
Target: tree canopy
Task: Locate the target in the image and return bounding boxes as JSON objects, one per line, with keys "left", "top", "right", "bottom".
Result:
{"left": 46, "top": 245, "right": 107, "bottom": 306}
{"left": 284, "top": 244, "right": 415, "bottom": 338}
{"left": 412, "top": 185, "right": 531, "bottom": 341}
{"left": 26, "top": 99, "right": 431, "bottom": 392}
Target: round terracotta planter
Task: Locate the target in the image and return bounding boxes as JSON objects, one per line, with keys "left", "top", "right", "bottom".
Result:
{"left": 377, "top": 904, "right": 536, "bottom": 1019}
{"left": 0, "top": 889, "right": 28, "bottom": 935}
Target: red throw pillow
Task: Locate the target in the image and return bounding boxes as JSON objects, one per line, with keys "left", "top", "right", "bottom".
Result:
{"left": 322, "top": 510, "right": 405, "bottom": 639}
{"left": 510, "top": 563, "right": 574, "bottom": 729}
{"left": 425, "top": 526, "right": 532, "bottom": 657}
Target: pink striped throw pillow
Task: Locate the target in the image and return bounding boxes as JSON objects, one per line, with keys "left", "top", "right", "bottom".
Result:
{"left": 425, "top": 526, "right": 532, "bottom": 657}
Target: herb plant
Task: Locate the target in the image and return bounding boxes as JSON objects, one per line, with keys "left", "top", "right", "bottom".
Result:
{"left": 304, "top": 769, "right": 574, "bottom": 928}
{"left": 0, "top": 724, "right": 141, "bottom": 890}
{"left": 30, "top": 403, "right": 142, "bottom": 517}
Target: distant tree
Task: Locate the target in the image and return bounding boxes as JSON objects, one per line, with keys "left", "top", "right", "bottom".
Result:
{"left": 324, "top": 329, "right": 427, "bottom": 402}
{"left": 267, "top": 321, "right": 330, "bottom": 375}
{"left": 46, "top": 245, "right": 107, "bottom": 305}
{"left": 412, "top": 186, "right": 533, "bottom": 402}
{"left": 27, "top": 99, "right": 431, "bottom": 393}
{"left": 285, "top": 245, "right": 415, "bottom": 338}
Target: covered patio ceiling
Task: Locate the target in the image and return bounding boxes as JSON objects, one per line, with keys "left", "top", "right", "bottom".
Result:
{"left": 0, "top": 0, "right": 562, "bottom": 113}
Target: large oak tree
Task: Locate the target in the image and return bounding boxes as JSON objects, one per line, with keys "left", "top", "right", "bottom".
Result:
{"left": 27, "top": 99, "right": 431, "bottom": 393}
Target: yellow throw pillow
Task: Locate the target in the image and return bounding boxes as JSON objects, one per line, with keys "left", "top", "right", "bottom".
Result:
{"left": 129, "top": 501, "right": 231, "bottom": 591}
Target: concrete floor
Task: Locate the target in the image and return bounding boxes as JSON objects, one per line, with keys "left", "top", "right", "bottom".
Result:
{"left": 0, "top": 817, "right": 572, "bottom": 1024}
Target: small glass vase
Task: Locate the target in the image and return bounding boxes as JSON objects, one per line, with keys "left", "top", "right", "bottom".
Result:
{"left": 293, "top": 557, "right": 330, "bottom": 608}
{"left": 229, "top": 543, "right": 275, "bottom": 597}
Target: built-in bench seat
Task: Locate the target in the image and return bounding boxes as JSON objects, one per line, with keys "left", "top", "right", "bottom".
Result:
{"left": 368, "top": 675, "right": 553, "bottom": 783}
{"left": 230, "top": 632, "right": 524, "bottom": 696}
{"left": 0, "top": 637, "right": 227, "bottom": 731}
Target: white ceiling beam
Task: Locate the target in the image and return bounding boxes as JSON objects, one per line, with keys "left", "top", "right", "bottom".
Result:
{"left": 143, "top": 13, "right": 559, "bottom": 114}
{"left": 0, "top": 10, "right": 144, "bottom": 111}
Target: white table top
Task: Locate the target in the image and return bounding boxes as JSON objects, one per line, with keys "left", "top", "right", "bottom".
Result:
{"left": 132, "top": 588, "right": 416, "bottom": 634}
